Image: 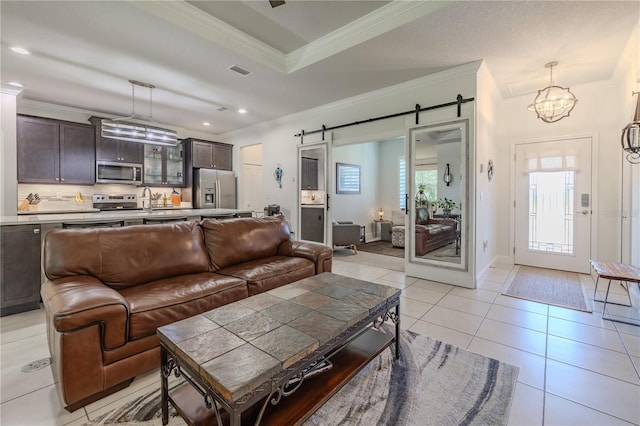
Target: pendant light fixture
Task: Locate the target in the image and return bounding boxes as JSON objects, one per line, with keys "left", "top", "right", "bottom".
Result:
{"left": 621, "top": 91, "right": 640, "bottom": 163}
{"left": 528, "top": 61, "right": 578, "bottom": 123}
{"left": 101, "top": 80, "right": 178, "bottom": 146}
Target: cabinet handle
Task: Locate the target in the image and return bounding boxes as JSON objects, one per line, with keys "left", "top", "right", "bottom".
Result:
{"left": 60, "top": 178, "right": 65, "bottom": 181}
{"left": 55, "top": 178, "right": 59, "bottom": 181}
{"left": 33, "top": 229, "right": 40, "bottom": 234}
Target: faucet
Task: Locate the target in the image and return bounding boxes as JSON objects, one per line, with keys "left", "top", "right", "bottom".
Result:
{"left": 142, "top": 186, "right": 153, "bottom": 212}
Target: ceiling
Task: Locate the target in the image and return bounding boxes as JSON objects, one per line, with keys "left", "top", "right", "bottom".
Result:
{"left": 2, "top": 1, "right": 638, "bottom": 137}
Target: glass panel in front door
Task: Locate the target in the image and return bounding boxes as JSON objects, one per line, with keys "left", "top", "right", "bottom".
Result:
{"left": 527, "top": 171, "right": 575, "bottom": 254}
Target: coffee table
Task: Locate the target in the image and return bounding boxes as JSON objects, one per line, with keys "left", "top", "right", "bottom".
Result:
{"left": 158, "top": 272, "right": 401, "bottom": 425}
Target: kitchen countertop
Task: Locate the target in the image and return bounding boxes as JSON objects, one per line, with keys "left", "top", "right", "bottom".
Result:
{"left": 1, "top": 208, "right": 252, "bottom": 226}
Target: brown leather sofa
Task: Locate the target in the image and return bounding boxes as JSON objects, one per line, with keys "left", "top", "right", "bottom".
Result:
{"left": 414, "top": 207, "right": 458, "bottom": 256}
{"left": 41, "top": 216, "right": 332, "bottom": 411}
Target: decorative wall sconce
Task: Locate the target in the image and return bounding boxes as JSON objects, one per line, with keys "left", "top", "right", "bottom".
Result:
{"left": 621, "top": 91, "right": 640, "bottom": 164}
{"left": 274, "top": 165, "right": 283, "bottom": 188}
{"left": 528, "top": 61, "right": 578, "bottom": 123}
{"left": 443, "top": 163, "right": 452, "bottom": 186}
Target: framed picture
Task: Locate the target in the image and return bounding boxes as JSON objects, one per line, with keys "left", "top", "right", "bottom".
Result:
{"left": 336, "top": 162, "right": 361, "bottom": 194}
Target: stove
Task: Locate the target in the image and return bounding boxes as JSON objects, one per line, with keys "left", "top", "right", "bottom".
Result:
{"left": 92, "top": 194, "right": 140, "bottom": 211}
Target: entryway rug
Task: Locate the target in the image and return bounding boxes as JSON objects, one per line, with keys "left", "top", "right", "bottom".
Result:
{"left": 85, "top": 327, "right": 518, "bottom": 426}
{"left": 503, "top": 265, "right": 592, "bottom": 312}
{"left": 356, "top": 240, "right": 405, "bottom": 258}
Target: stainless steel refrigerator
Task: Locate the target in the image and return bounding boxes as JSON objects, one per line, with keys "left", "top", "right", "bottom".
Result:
{"left": 193, "top": 169, "right": 236, "bottom": 209}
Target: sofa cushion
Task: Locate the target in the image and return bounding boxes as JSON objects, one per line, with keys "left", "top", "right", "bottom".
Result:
{"left": 218, "top": 256, "right": 315, "bottom": 296}
{"left": 120, "top": 272, "right": 247, "bottom": 340}
{"left": 391, "top": 210, "right": 405, "bottom": 226}
{"left": 201, "top": 216, "right": 291, "bottom": 270}
{"left": 44, "top": 222, "right": 210, "bottom": 289}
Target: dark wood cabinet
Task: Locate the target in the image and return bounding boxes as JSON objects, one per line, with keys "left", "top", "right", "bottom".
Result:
{"left": 301, "top": 206, "right": 325, "bottom": 243}
{"left": 90, "top": 117, "right": 143, "bottom": 164}
{"left": 186, "top": 139, "right": 232, "bottom": 171}
{"left": 95, "top": 136, "right": 143, "bottom": 163}
{"left": 143, "top": 143, "right": 185, "bottom": 187}
{"left": 17, "top": 115, "right": 94, "bottom": 184}
{"left": 1, "top": 225, "right": 42, "bottom": 316}
{"left": 301, "top": 157, "right": 319, "bottom": 190}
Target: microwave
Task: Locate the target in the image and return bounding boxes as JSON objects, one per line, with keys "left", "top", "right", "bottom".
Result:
{"left": 96, "top": 161, "right": 142, "bottom": 184}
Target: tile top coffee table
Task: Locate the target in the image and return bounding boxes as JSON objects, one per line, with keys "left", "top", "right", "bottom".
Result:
{"left": 158, "top": 272, "right": 401, "bottom": 425}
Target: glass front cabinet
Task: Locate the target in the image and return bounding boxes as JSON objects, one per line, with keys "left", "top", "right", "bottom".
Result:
{"left": 143, "top": 143, "right": 184, "bottom": 187}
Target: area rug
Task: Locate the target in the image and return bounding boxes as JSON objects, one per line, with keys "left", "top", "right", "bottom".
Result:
{"left": 503, "top": 265, "right": 592, "bottom": 312}
{"left": 85, "top": 326, "right": 518, "bottom": 426}
{"left": 356, "top": 240, "right": 405, "bottom": 258}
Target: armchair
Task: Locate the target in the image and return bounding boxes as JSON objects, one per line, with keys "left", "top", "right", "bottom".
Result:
{"left": 332, "top": 221, "right": 363, "bottom": 254}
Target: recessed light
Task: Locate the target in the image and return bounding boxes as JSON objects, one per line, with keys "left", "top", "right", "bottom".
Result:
{"left": 203, "top": 122, "right": 211, "bottom": 126}
{"left": 238, "top": 108, "right": 247, "bottom": 114}
{"left": 8, "top": 81, "right": 24, "bottom": 88}
{"left": 10, "top": 46, "right": 30, "bottom": 55}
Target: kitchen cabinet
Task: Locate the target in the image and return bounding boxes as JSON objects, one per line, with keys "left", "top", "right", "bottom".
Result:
{"left": 301, "top": 157, "right": 319, "bottom": 190}
{"left": 90, "top": 117, "right": 144, "bottom": 164}
{"left": 1, "top": 225, "right": 42, "bottom": 316}
{"left": 301, "top": 206, "right": 325, "bottom": 243}
{"left": 143, "top": 143, "right": 185, "bottom": 187}
{"left": 186, "top": 139, "right": 232, "bottom": 170}
{"left": 17, "top": 115, "right": 95, "bottom": 184}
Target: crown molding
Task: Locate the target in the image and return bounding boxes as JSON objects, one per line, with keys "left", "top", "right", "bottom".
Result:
{"left": 286, "top": 1, "right": 455, "bottom": 74}
{"left": 1, "top": 86, "right": 23, "bottom": 96}
{"left": 128, "top": 0, "right": 286, "bottom": 73}
{"left": 129, "top": 1, "right": 457, "bottom": 77}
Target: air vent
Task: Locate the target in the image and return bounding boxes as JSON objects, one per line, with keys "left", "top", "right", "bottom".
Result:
{"left": 228, "top": 65, "right": 253, "bottom": 77}
{"left": 216, "top": 107, "right": 228, "bottom": 112}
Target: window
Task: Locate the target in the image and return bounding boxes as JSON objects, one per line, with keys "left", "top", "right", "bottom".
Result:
{"left": 415, "top": 164, "right": 438, "bottom": 202}
{"left": 399, "top": 157, "right": 406, "bottom": 209}
{"left": 336, "top": 162, "right": 361, "bottom": 194}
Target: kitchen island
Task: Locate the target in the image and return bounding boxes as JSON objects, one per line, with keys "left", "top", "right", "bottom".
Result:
{"left": 0, "top": 208, "right": 253, "bottom": 316}
{"left": 1, "top": 208, "right": 252, "bottom": 226}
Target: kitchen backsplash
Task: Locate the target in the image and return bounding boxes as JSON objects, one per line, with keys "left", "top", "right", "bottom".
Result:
{"left": 300, "top": 190, "right": 325, "bottom": 205}
{"left": 18, "top": 183, "right": 192, "bottom": 212}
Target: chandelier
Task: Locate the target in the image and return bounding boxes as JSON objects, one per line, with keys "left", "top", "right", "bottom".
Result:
{"left": 101, "top": 80, "right": 178, "bottom": 146}
{"left": 528, "top": 61, "right": 578, "bottom": 123}
{"left": 621, "top": 91, "right": 640, "bottom": 163}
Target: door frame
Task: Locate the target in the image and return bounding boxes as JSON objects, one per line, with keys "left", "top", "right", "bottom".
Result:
{"left": 509, "top": 133, "right": 600, "bottom": 270}
{"left": 404, "top": 116, "right": 476, "bottom": 288}
{"left": 297, "top": 140, "right": 331, "bottom": 245}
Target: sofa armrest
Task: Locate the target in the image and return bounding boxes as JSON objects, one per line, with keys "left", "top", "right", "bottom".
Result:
{"left": 41, "top": 276, "right": 129, "bottom": 350}
{"left": 332, "top": 223, "right": 362, "bottom": 246}
{"left": 279, "top": 241, "right": 333, "bottom": 274}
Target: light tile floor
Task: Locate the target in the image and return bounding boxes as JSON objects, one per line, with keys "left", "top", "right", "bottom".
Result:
{"left": 1, "top": 251, "right": 639, "bottom": 425}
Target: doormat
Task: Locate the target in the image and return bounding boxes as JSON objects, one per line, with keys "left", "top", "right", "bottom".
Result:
{"left": 356, "top": 240, "right": 404, "bottom": 258}
{"left": 503, "top": 265, "right": 592, "bottom": 312}
{"left": 84, "top": 326, "right": 518, "bottom": 426}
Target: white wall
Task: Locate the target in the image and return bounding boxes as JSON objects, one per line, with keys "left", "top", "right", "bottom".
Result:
{"left": 221, "top": 63, "right": 480, "bottom": 243}
{"left": 618, "top": 23, "right": 640, "bottom": 265}
{"left": 331, "top": 141, "right": 379, "bottom": 240}
{"left": 1, "top": 89, "right": 21, "bottom": 217}
{"left": 436, "top": 142, "right": 462, "bottom": 209}
{"left": 498, "top": 80, "right": 625, "bottom": 263}
{"left": 476, "top": 62, "right": 501, "bottom": 275}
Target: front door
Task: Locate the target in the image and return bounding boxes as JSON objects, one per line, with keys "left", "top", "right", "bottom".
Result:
{"left": 514, "top": 137, "right": 592, "bottom": 273}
